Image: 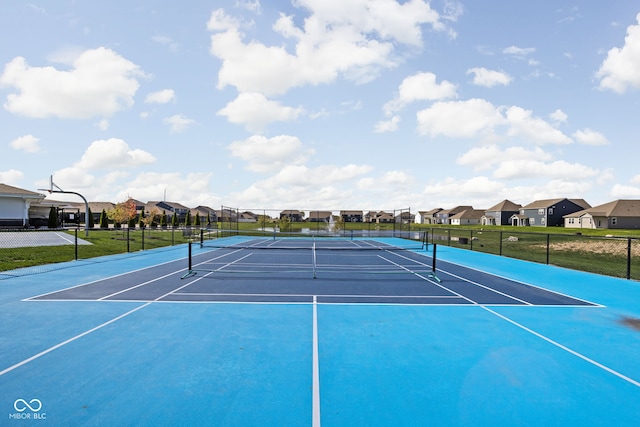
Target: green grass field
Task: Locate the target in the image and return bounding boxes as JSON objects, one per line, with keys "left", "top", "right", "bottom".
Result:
{"left": 1, "top": 223, "right": 639, "bottom": 280}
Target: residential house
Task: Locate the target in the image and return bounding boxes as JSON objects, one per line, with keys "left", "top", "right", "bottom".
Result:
{"left": 239, "top": 211, "right": 258, "bottom": 223}
{"left": 364, "top": 211, "right": 391, "bottom": 223}
{"left": 191, "top": 206, "right": 218, "bottom": 226}
{"left": 0, "top": 183, "right": 45, "bottom": 228}
{"left": 340, "top": 210, "right": 363, "bottom": 222}
{"left": 395, "top": 211, "right": 415, "bottom": 224}
{"left": 436, "top": 206, "right": 473, "bottom": 225}
{"left": 564, "top": 199, "right": 640, "bottom": 229}
{"left": 308, "top": 211, "right": 332, "bottom": 222}
{"left": 417, "top": 208, "right": 442, "bottom": 224}
{"left": 482, "top": 200, "right": 522, "bottom": 226}
{"left": 280, "top": 210, "right": 304, "bottom": 222}
{"left": 511, "top": 198, "right": 591, "bottom": 227}
{"left": 450, "top": 209, "right": 486, "bottom": 226}
{"left": 147, "top": 200, "right": 191, "bottom": 223}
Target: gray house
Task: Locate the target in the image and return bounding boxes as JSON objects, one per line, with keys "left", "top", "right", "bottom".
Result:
{"left": 564, "top": 199, "right": 640, "bottom": 229}
{"left": 436, "top": 206, "right": 473, "bottom": 225}
{"left": 482, "top": 200, "right": 522, "bottom": 226}
{"left": 511, "top": 198, "right": 591, "bottom": 227}
{"left": 418, "top": 208, "right": 442, "bottom": 224}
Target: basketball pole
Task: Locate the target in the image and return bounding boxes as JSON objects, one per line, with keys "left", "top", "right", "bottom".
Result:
{"left": 39, "top": 175, "right": 90, "bottom": 237}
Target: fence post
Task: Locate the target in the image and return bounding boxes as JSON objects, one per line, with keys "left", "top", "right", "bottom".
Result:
{"left": 628, "top": 238, "right": 632, "bottom": 280}
{"left": 141, "top": 226, "right": 145, "bottom": 251}
{"left": 75, "top": 228, "right": 78, "bottom": 260}
{"left": 499, "top": 231, "right": 503, "bottom": 256}
{"left": 470, "top": 230, "right": 473, "bottom": 250}
{"left": 546, "top": 234, "right": 550, "bottom": 264}
{"left": 127, "top": 227, "right": 130, "bottom": 252}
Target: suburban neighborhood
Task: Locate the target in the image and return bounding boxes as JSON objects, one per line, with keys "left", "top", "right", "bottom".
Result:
{"left": 1, "top": 182, "right": 640, "bottom": 230}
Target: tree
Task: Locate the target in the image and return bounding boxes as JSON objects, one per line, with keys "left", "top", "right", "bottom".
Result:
{"left": 108, "top": 199, "right": 137, "bottom": 229}
{"left": 48, "top": 207, "right": 58, "bottom": 229}
{"left": 185, "top": 210, "right": 192, "bottom": 227}
{"left": 87, "top": 208, "right": 95, "bottom": 228}
{"left": 160, "top": 210, "right": 168, "bottom": 228}
{"left": 99, "top": 209, "right": 109, "bottom": 229}
{"left": 138, "top": 207, "right": 146, "bottom": 229}
{"left": 194, "top": 212, "right": 201, "bottom": 227}
{"left": 171, "top": 212, "right": 178, "bottom": 228}
{"left": 278, "top": 215, "right": 290, "bottom": 232}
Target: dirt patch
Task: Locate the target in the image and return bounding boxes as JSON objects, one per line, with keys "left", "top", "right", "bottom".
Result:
{"left": 540, "top": 240, "right": 640, "bottom": 257}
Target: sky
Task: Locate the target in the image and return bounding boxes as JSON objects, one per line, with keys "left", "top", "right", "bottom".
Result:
{"left": 2, "top": 0, "right": 640, "bottom": 213}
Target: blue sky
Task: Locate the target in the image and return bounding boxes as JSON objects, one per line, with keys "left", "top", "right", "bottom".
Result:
{"left": 2, "top": 1, "right": 640, "bottom": 212}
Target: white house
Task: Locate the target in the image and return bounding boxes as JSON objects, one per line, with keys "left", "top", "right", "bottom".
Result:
{"left": 0, "top": 183, "right": 46, "bottom": 228}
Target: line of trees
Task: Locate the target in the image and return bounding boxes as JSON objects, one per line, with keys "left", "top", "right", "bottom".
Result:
{"left": 96, "top": 199, "right": 212, "bottom": 229}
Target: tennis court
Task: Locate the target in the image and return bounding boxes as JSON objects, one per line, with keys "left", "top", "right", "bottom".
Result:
{"left": 2, "top": 234, "right": 640, "bottom": 425}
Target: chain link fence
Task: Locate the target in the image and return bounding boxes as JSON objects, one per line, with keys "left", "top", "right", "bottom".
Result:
{"left": 423, "top": 228, "right": 639, "bottom": 281}
{"left": 0, "top": 227, "right": 193, "bottom": 279}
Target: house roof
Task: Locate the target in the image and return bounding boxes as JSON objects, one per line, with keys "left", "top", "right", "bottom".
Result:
{"left": 0, "top": 183, "right": 45, "bottom": 199}
{"left": 309, "top": 211, "right": 332, "bottom": 217}
{"left": 340, "top": 210, "right": 363, "bottom": 215}
{"left": 450, "top": 209, "right": 485, "bottom": 220}
{"left": 522, "top": 198, "right": 591, "bottom": 210}
{"left": 487, "top": 199, "right": 521, "bottom": 212}
{"left": 565, "top": 199, "right": 640, "bottom": 218}
{"left": 439, "top": 206, "right": 473, "bottom": 215}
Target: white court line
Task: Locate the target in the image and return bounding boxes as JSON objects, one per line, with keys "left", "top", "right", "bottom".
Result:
{"left": 54, "top": 231, "right": 75, "bottom": 244}
{"left": 0, "top": 302, "right": 151, "bottom": 377}
{"left": 483, "top": 306, "right": 640, "bottom": 388}
{"left": 1, "top": 266, "right": 206, "bottom": 377}
{"left": 312, "top": 295, "right": 321, "bottom": 427}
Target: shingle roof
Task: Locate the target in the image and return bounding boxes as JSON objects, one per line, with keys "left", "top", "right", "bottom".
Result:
{"left": 487, "top": 199, "right": 521, "bottom": 211}
{"left": 0, "top": 183, "right": 45, "bottom": 198}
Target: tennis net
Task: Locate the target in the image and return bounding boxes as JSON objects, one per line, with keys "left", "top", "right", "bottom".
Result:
{"left": 182, "top": 231, "right": 431, "bottom": 279}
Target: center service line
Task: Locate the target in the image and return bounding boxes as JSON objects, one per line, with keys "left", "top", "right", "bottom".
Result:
{"left": 313, "top": 295, "right": 321, "bottom": 427}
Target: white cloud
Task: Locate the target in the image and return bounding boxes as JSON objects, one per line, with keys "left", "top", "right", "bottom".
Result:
{"left": 417, "top": 98, "right": 505, "bottom": 138}
{"left": 611, "top": 183, "right": 640, "bottom": 198}
{"left": 549, "top": 109, "right": 568, "bottom": 124}
{"left": 208, "top": 2, "right": 453, "bottom": 96}
{"left": 164, "top": 114, "right": 195, "bottom": 133}
{"left": 374, "top": 115, "right": 401, "bottom": 133}
{"left": 504, "top": 106, "right": 573, "bottom": 145}
{"left": 217, "top": 92, "right": 304, "bottom": 132}
{"left": 596, "top": 13, "right": 640, "bottom": 93}
{"left": 503, "top": 45, "right": 536, "bottom": 56}
{"left": 457, "top": 145, "right": 553, "bottom": 170}
{"left": 151, "top": 35, "right": 180, "bottom": 53}
{"left": 0, "top": 169, "right": 24, "bottom": 185}
{"left": 466, "top": 67, "right": 512, "bottom": 87}
{"left": 572, "top": 128, "right": 609, "bottom": 145}
{"left": 383, "top": 72, "right": 457, "bottom": 114}
{"left": 230, "top": 163, "right": 373, "bottom": 207}
{"left": 145, "top": 89, "right": 175, "bottom": 104}
{"left": 10, "top": 134, "right": 40, "bottom": 153}
{"left": 423, "top": 176, "right": 505, "bottom": 202}
{"left": 493, "top": 159, "right": 598, "bottom": 180}
{"left": 0, "top": 47, "right": 145, "bottom": 119}
{"left": 115, "top": 172, "right": 216, "bottom": 207}
{"left": 227, "top": 134, "right": 314, "bottom": 173}
{"left": 77, "top": 138, "right": 156, "bottom": 170}
{"left": 96, "top": 119, "right": 109, "bottom": 131}
{"left": 631, "top": 174, "right": 640, "bottom": 185}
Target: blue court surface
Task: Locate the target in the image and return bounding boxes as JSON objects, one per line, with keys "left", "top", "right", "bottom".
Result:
{"left": 2, "top": 236, "right": 640, "bottom": 426}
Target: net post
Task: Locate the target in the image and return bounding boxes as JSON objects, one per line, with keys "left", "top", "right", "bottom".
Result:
{"left": 428, "top": 243, "right": 441, "bottom": 283}
{"left": 181, "top": 241, "right": 197, "bottom": 279}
